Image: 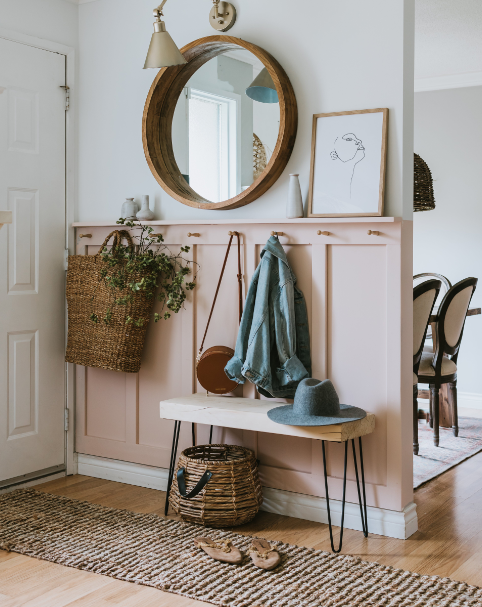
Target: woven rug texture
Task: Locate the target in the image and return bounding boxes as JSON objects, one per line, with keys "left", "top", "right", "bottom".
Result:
{"left": 414, "top": 416, "right": 482, "bottom": 488}
{"left": 1, "top": 490, "right": 481, "bottom": 606}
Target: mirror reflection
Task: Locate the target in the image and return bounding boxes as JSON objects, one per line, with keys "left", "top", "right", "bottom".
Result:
{"left": 171, "top": 49, "right": 280, "bottom": 203}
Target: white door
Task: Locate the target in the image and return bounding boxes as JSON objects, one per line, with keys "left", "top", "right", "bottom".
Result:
{"left": 0, "top": 38, "right": 66, "bottom": 485}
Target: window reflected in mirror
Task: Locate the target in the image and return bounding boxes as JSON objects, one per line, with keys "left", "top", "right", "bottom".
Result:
{"left": 171, "top": 50, "right": 280, "bottom": 204}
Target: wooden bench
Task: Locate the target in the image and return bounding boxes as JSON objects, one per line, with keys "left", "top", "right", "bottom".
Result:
{"left": 160, "top": 394, "right": 375, "bottom": 552}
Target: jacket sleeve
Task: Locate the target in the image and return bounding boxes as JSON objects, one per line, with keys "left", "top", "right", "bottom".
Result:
{"left": 274, "top": 269, "right": 309, "bottom": 386}
{"left": 224, "top": 271, "right": 259, "bottom": 384}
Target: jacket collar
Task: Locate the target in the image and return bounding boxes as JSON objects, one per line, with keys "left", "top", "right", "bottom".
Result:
{"left": 261, "top": 236, "right": 290, "bottom": 267}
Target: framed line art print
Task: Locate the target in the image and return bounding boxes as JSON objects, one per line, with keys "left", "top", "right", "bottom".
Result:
{"left": 307, "top": 108, "right": 388, "bottom": 217}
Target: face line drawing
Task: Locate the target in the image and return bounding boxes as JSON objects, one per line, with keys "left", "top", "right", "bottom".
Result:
{"left": 330, "top": 132, "right": 366, "bottom": 197}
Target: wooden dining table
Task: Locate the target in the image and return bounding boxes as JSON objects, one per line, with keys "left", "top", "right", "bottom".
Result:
{"left": 418, "top": 307, "right": 481, "bottom": 427}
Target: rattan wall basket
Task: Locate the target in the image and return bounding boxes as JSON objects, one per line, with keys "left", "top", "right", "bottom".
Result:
{"left": 169, "top": 444, "right": 263, "bottom": 527}
{"left": 65, "top": 230, "right": 155, "bottom": 373}
{"left": 414, "top": 153, "right": 436, "bottom": 212}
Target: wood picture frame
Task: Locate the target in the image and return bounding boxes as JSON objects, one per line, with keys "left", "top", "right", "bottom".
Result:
{"left": 307, "top": 108, "right": 388, "bottom": 217}
{"left": 143, "top": 35, "right": 298, "bottom": 211}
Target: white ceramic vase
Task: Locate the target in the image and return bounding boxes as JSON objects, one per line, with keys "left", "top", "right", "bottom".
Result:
{"left": 286, "top": 174, "right": 304, "bottom": 218}
{"left": 121, "top": 198, "right": 138, "bottom": 220}
{"left": 136, "top": 195, "right": 155, "bottom": 221}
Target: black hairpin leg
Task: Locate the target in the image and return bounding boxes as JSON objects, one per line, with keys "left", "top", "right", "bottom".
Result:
{"left": 321, "top": 437, "right": 369, "bottom": 553}
{"left": 322, "top": 440, "right": 348, "bottom": 553}
{"left": 352, "top": 438, "right": 368, "bottom": 537}
{"left": 192, "top": 422, "right": 196, "bottom": 447}
{"left": 164, "top": 420, "right": 181, "bottom": 516}
{"left": 209, "top": 425, "right": 213, "bottom": 445}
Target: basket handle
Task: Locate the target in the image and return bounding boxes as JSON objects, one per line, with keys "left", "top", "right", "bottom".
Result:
{"left": 96, "top": 230, "right": 135, "bottom": 255}
{"left": 177, "top": 467, "right": 212, "bottom": 499}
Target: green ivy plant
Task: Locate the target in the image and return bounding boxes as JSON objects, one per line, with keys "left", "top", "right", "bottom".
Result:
{"left": 90, "top": 218, "right": 198, "bottom": 327}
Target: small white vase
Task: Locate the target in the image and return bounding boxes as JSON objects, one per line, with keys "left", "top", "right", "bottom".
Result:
{"left": 136, "top": 195, "right": 155, "bottom": 221}
{"left": 286, "top": 174, "right": 304, "bottom": 219}
{"left": 121, "top": 198, "right": 138, "bottom": 220}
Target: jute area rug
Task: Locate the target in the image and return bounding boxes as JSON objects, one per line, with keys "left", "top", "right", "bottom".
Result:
{"left": 414, "top": 416, "right": 482, "bottom": 488}
{"left": 1, "top": 490, "right": 481, "bottom": 607}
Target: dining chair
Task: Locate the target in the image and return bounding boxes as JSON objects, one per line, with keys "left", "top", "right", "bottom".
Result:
{"left": 413, "top": 279, "right": 441, "bottom": 455}
{"left": 417, "top": 277, "right": 478, "bottom": 446}
{"left": 413, "top": 273, "right": 452, "bottom": 343}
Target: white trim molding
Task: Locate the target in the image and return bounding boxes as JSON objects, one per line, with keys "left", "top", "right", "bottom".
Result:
{"left": 77, "top": 453, "right": 418, "bottom": 540}
{"left": 418, "top": 391, "right": 482, "bottom": 415}
{"left": 415, "top": 71, "right": 482, "bottom": 93}
{"left": 78, "top": 454, "right": 170, "bottom": 490}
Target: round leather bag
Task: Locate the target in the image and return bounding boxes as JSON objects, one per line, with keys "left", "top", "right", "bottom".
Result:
{"left": 197, "top": 346, "right": 238, "bottom": 394}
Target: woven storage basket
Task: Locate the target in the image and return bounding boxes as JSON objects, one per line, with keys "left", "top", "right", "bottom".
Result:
{"left": 65, "top": 230, "right": 155, "bottom": 373}
{"left": 170, "top": 444, "right": 263, "bottom": 527}
{"left": 414, "top": 152, "right": 435, "bottom": 212}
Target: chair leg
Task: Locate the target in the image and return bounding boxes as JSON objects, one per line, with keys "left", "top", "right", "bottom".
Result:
{"left": 429, "top": 386, "right": 433, "bottom": 428}
{"left": 431, "top": 385, "right": 440, "bottom": 447}
{"left": 449, "top": 380, "right": 458, "bottom": 437}
{"left": 413, "top": 384, "right": 419, "bottom": 455}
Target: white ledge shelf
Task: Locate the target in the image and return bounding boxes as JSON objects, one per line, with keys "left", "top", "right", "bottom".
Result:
{"left": 73, "top": 217, "right": 402, "bottom": 227}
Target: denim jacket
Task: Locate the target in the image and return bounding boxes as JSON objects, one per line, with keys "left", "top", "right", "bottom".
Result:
{"left": 225, "top": 236, "right": 311, "bottom": 398}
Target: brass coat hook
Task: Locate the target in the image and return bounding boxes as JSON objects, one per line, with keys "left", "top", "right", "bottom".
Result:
{"left": 79, "top": 234, "right": 92, "bottom": 239}
{"left": 187, "top": 232, "right": 200, "bottom": 237}
{"left": 367, "top": 230, "right": 380, "bottom": 236}
{"left": 317, "top": 230, "right": 331, "bottom": 236}
{"left": 271, "top": 231, "right": 284, "bottom": 236}
{"left": 228, "top": 230, "right": 240, "bottom": 236}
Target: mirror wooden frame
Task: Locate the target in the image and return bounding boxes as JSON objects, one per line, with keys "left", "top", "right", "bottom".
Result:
{"left": 142, "top": 35, "right": 298, "bottom": 210}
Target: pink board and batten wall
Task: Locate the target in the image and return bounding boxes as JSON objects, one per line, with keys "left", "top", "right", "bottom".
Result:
{"left": 73, "top": 218, "right": 413, "bottom": 520}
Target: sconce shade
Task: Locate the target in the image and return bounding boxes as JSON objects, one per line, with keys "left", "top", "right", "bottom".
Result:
{"left": 144, "top": 21, "right": 187, "bottom": 69}
{"left": 245, "top": 67, "right": 278, "bottom": 103}
{"left": 414, "top": 153, "right": 436, "bottom": 212}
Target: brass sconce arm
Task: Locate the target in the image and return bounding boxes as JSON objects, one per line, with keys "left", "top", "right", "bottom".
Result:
{"left": 153, "top": 0, "right": 169, "bottom": 19}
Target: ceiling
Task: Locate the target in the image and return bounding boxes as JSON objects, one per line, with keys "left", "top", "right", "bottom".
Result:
{"left": 416, "top": 0, "right": 482, "bottom": 79}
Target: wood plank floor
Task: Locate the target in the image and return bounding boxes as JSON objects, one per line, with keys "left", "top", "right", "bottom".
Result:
{"left": 2, "top": 452, "right": 482, "bottom": 606}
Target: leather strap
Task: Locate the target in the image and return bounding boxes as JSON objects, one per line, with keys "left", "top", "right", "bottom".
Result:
{"left": 198, "top": 231, "right": 243, "bottom": 356}
{"left": 177, "top": 467, "right": 212, "bottom": 499}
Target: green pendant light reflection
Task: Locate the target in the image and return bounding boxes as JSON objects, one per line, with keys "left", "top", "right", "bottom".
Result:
{"left": 245, "top": 68, "right": 279, "bottom": 103}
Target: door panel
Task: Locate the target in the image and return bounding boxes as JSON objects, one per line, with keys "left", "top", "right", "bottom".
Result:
{"left": 0, "top": 38, "right": 66, "bottom": 482}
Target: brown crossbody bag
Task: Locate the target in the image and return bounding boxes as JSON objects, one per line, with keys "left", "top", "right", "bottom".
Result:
{"left": 196, "top": 231, "right": 243, "bottom": 395}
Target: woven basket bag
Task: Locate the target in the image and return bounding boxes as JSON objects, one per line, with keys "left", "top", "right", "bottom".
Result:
{"left": 169, "top": 444, "right": 263, "bottom": 527}
{"left": 65, "top": 230, "right": 155, "bottom": 373}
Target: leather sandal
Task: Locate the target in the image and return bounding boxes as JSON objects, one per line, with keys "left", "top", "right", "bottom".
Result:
{"left": 193, "top": 536, "right": 243, "bottom": 565}
{"left": 248, "top": 539, "right": 281, "bottom": 570}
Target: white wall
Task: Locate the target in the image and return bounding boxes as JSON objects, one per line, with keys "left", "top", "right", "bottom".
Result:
{"left": 78, "top": 0, "right": 414, "bottom": 222}
{"left": 0, "top": 0, "right": 78, "bottom": 49}
{"left": 414, "top": 85, "right": 482, "bottom": 397}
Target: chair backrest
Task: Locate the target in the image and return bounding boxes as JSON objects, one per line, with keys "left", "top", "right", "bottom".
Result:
{"left": 413, "top": 279, "right": 441, "bottom": 371}
{"left": 433, "top": 277, "right": 478, "bottom": 369}
{"left": 413, "top": 275, "right": 452, "bottom": 340}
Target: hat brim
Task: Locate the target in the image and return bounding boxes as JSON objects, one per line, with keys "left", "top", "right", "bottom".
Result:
{"left": 267, "top": 403, "right": 366, "bottom": 426}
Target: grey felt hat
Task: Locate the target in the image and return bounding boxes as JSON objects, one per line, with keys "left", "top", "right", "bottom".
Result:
{"left": 267, "top": 378, "right": 366, "bottom": 426}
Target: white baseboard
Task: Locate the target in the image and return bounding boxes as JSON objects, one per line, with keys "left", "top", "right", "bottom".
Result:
{"left": 77, "top": 453, "right": 417, "bottom": 540}
{"left": 261, "top": 487, "right": 417, "bottom": 540}
{"left": 418, "top": 391, "right": 482, "bottom": 417}
{"left": 78, "top": 454, "right": 169, "bottom": 490}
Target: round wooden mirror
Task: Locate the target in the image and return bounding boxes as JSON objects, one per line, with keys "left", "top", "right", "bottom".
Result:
{"left": 143, "top": 35, "right": 298, "bottom": 210}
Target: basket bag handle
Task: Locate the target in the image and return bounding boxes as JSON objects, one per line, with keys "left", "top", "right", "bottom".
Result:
{"left": 177, "top": 467, "right": 213, "bottom": 499}
{"left": 97, "top": 230, "right": 135, "bottom": 256}
{"left": 198, "top": 231, "right": 243, "bottom": 357}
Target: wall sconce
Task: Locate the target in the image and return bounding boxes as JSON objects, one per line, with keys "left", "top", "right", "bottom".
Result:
{"left": 144, "top": 0, "right": 187, "bottom": 69}
{"left": 209, "top": 0, "right": 237, "bottom": 32}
